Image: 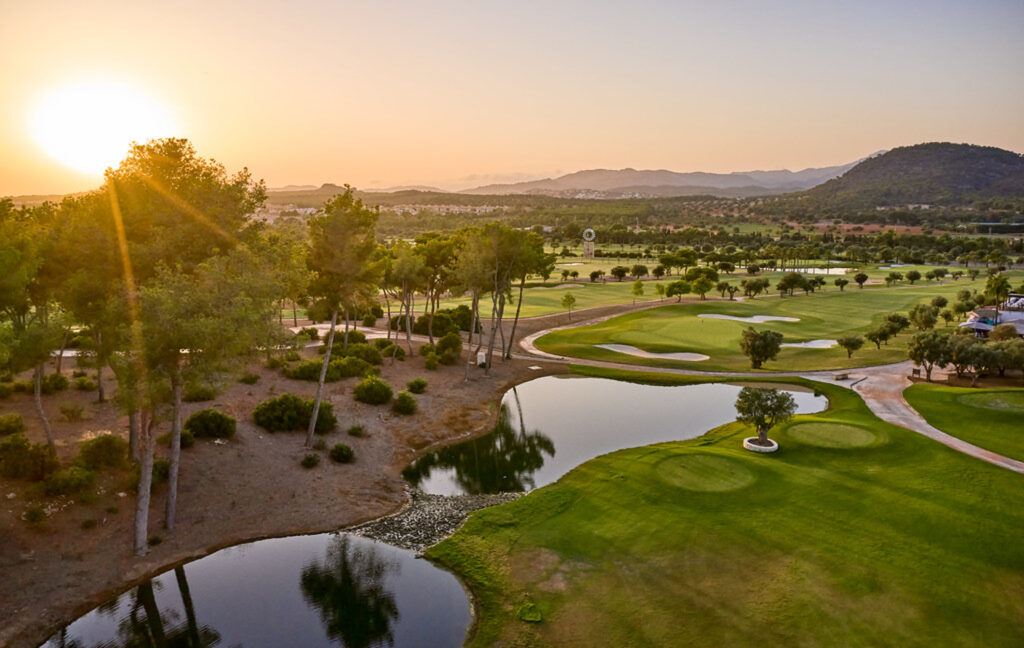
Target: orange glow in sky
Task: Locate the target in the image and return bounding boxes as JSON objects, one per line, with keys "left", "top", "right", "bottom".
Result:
{"left": 1, "top": 0, "right": 1022, "bottom": 195}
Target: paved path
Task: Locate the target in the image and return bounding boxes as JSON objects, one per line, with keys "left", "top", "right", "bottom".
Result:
{"left": 517, "top": 313, "right": 1024, "bottom": 475}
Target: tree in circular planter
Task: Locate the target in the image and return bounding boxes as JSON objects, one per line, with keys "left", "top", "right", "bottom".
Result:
{"left": 734, "top": 387, "right": 796, "bottom": 452}
{"left": 353, "top": 376, "right": 393, "bottom": 405}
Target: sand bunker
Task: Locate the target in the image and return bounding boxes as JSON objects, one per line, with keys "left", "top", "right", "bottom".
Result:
{"left": 780, "top": 339, "right": 837, "bottom": 349}
{"left": 698, "top": 314, "right": 800, "bottom": 323}
{"left": 596, "top": 343, "right": 709, "bottom": 362}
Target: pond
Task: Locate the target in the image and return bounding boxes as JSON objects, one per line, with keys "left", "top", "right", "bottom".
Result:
{"left": 43, "top": 533, "right": 470, "bottom": 648}
{"left": 403, "top": 375, "right": 826, "bottom": 496}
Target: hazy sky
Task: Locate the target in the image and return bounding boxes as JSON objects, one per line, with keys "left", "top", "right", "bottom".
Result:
{"left": 2, "top": 0, "right": 1022, "bottom": 195}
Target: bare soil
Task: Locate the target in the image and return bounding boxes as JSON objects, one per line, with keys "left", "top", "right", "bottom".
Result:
{"left": 0, "top": 337, "right": 566, "bottom": 648}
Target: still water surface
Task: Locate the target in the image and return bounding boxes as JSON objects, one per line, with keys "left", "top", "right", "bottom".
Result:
{"left": 43, "top": 533, "right": 470, "bottom": 648}
{"left": 403, "top": 375, "right": 826, "bottom": 495}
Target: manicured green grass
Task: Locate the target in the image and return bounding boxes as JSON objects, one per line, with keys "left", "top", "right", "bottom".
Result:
{"left": 904, "top": 383, "right": 1024, "bottom": 462}
{"left": 535, "top": 278, "right": 992, "bottom": 371}
{"left": 427, "top": 371, "right": 1024, "bottom": 647}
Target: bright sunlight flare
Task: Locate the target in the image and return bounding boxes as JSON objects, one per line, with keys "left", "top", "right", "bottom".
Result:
{"left": 30, "top": 80, "right": 175, "bottom": 175}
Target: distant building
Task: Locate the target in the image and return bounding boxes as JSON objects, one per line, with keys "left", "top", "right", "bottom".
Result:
{"left": 960, "top": 294, "right": 1024, "bottom": 337}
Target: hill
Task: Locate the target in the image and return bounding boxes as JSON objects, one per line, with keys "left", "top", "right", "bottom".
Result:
{"left": 460, "top": 159, "right": 863, "bottom": 197}
{"left": 802, "top": 142, "right": 1024, "bottom": 209}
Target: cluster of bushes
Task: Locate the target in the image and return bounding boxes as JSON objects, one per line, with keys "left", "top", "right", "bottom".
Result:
{"left": 254, "top": 393, "right": 336, "bottom": 434}
{"left": 183, "top": 383, "right": 217, "bottom": 403}
{"left": 420, "top": 332, "right": 463, "bottom": 369}
{"left": 0, "top": 413, "right": 25, "bottom": 436}
{"left": 389, "top": 305, "right": 475, "bottom": 336}
{"left": 185, "top": 409, "right": 236, "bottom": 439}
{"left": 239, "top": 371, "right": 260, "bottom": 385}
{"left": 285, "top": 356, "right": 375, "bottom": 382}
{"left": 316, "top": 330, "right": 367, "bottom": 352}
{"left": 374, "top": 337, "right": 406, "bottom": 361}
{"left": 392, "top": 391, "right": 416, "bottom": 415}
{"left": 1, "top": 432, "right": 132, "bottom": 501}
{"left": 73, "top": 376, "right": 98, "bottom": 391}
{"left": 406, "top": 378, "right": 427, "bottom": 394}
{"left": 0, "top": 434, "right": 58, "bottom": 480}
{"left": 353, "top": 376, "right": 393, "bottom": 405}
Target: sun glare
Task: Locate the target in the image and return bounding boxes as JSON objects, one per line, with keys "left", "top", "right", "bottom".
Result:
{"left": 31, "top": 80, "right": 175, "bottom": 176}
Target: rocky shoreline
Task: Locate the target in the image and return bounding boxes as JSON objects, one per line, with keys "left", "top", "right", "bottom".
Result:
{"left": 349, "top": 488, "right": 520, "bottom": 553}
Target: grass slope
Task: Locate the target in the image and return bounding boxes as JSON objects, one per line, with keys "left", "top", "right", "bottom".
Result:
{"left": 535, "top": 279, "right": 991, "bottom": 371}
{"left": 905, "top": 383, "right": 1024, "bottom": 462}
{"left": 428, "top": 371, "right": 1024, "bottom": 647}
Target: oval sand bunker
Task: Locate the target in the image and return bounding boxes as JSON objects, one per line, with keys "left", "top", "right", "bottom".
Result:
{"left": 698, "top": 313, "right": 800, "bottom": 323}
{"left": 596, "top": 343, "right": 709, "bottom": 362}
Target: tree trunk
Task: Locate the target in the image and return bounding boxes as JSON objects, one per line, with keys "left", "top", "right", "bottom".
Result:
{"left": 137, "top": 581, "right": 166, "bottom": 643}
{"left": 427, "top": 286, "right": 436, "bottom": 344}
{"left": 505, "top": 276, "right": 527, "bottom": 360}
{"left": 484, "top": 286, "right": 500, "bottom": 375}
{"left": 496, "top": 294, "right": 507, "bottom": 361}
{"left": 343, "top": 307, "right": 350, "bottom": 350}
{"left": 758, "top": 425, "right": 768, "bottom": 446}
{"left": 129, "top": 409, "right": 140, "bottom": 462}
{"left": 96, "top": 364, "right": 105, "bottom": 403}
{"left": 33, "top": 364, "right": 55, "bottom": 453}
{"left": 403, "top": 287, "right": 414, "bottom": 354}
{"left": 134, "top": 411, "right": 156, "bottom": 556}
{"left": 306, "top": 309, "right": 338, "bottom": 448}
{"left": 292, "top": 301, "right": 298, "bottom": 327}
{"left": 465, "top": 292, "right": 479, "bottom": 382}
{"left": 384, "top": 291, "right": 392, "bottom": 341}
{"left": 164, "top": 367, "right": 183, "bottom": 532}
{"left": 924, "top": 364, "right": 932, "bottom": 382}
{"left": 55, "top": 328, "right": 69, "bottom": 375}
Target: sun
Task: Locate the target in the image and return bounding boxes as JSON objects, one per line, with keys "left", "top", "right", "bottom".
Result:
{"left": 31, "top": 80, "right": 176, "bottom": 176}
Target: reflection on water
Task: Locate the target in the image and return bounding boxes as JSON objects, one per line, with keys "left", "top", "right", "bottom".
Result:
{"left": 404, "top": 376, "right": 826, "bottom": 496}
{"left": 43, "top": 533, "right": 469, "bottom": 648}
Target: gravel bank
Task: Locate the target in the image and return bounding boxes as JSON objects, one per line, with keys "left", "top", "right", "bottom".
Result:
{"left": 349, "top": 489, "right": 520, "bottom": 553}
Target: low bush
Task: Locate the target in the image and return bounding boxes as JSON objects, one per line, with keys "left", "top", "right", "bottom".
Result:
{"left": 337, "top": 343, "right": 381, "bottom": 365}
{"left": 285, "top": 359, "right": 337, "bottom": 381}
{"left": 13, "top": 381, "right": 33, "bottom": 393}
{"left": 299, "top": 326, "right": 320, "bottom": 341}
{"left": 0, "top": 434, "right": 58, "bottom": 480}
{"left": 72, "top": 369, "right": 87, "bottom": 378}
{"left": 381, "top": 343, "right": 406, "bottom": 361}
{"left": 329, "top": 443, "right": 354, "bottom": 463}
{"left": 60, "top": 402, "right": 85, "bottom": 422}
{"left": 424, "top": 352, "right": 440, "bottom": 371}
{"left": 45, "top": 466, "right": 95, "bottom": 496}
{"left": 158, "top": 429, "right": 196, "bottom": 448}
{"left": 285, "top": 350, "right": 302, "bottom": 362}
{"left": 301, "top": 454, "right": 320, "bottom": 469}
{"left": 265, "top": 357, "right": 284, "bottom": 370}
{"left": 406, "top": 378, "right": 427, "bottom": 394}
{"left": 361, "top": 314, "right": 377, "bottom": 327}
{"left": 81, "top": 518, "right": 98, "bottom": 530}
{"left": 77, "top": 434, "right": 128, "bottom": 470}
{"left": 0, "top": 383, "right": 11, "bottom": 399}
{"left": 419, "top": 343, "right": 436, "bottom": 357}
{"left": 73, "top": 376, "right": 98, "bottom": 391}
{"left": 183, "top": 384, "right": 217, "bottom": 402}
{"left": 347, "top": 425, "right": 366, "bottom": 438}
{"left": 239, "top": 371, "right": 260, "bottom": 385}
{"left": 392, "top": 391, "right": 417, "bottom": 415}
{"left": 41, "top": 373, "right": 70, "bottom": 394}
{"left": 436, "top": 332, "right": 463, "bottom": 365}
{"left": 353, "top": 376, "right": 393, "bottom": 405}
{"left": 184, "top": 409, "right": 236, "bottom": 439}
{"left": 345, "top": 330, "right": 367, "bottom": 345}
{"left": 22, "top": 504, "right": 45, "bottom": 524}
{"left": 333, "top": 356, "right": 374, "bottom": 378}
{"left": 253, "top": 394, "right": 336, "bottom": 434}
{"left": 373, "top": 338, "right": 393, "bottom": 350}
{"left": 0, "top": 413, "right": 25, "bottom": 436}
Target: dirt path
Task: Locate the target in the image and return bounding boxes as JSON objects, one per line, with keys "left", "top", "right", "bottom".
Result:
{"left": 517, "top": 311, "right": 1024, "bottom": 475}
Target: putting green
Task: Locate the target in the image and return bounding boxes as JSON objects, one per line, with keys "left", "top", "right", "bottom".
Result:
{"left": 958, "top": 391, "right": 1024, "bottom": 413}
{"left": 786, "top": 422, "right": 877, "bottom": 448}
{"left": 656, "top": 454, "right": 756, "bottom": 491}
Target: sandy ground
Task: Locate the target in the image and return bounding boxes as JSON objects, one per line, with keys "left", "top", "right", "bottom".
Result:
{"left": 0, "top": 332, "right": 567, "bottom": 648}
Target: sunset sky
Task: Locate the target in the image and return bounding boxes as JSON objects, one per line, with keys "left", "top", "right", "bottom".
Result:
{"left": 2, "top": 0, "right": 1022, "bottom": 196}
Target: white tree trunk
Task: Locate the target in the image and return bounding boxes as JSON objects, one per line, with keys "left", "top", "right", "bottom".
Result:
{"left": 306, "top": 309, "right": 338, "bottom": 448}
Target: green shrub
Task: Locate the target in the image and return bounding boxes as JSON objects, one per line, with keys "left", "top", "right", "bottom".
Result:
{"left": 285, "top": 359, "right": 336, "bottom": 382}
{"left": 347, "top": 425, "right": 366, "bottom": 438}
{"left": 265, "top": 357, "right": 284, "bottom": 370}
{"left": 436, "top": 332, "right": 463, "bottom": 365}
{"left": 148, "top": 535, "right": 163, "bottom": 546}
{"left": 332, "top": 356, "right": 374, "bottom": 378}
{"left": 392, "top": 391, "right": 417, "bottom": 415}
{"left": 0, "top": 383, "right": 13, "bottom": 399}
{"left": 158, "top": 429, "right": 195, "bottom": 449}
{"left": 40, "top": 373, "right": 70, "bottom": 394}
{"left": 13, "top": 381, "right": 34, "bottom": 393}
{"left": 77, "top": 434, "right": 128, "bottom": 470}
{"left": 131, "top": 459, "right": 171, "bottom": 493}
{"left": 45, "top": 466, "right": 95, "bottom": 496}
{"left": 338, "top": 343, "right": 382, "bottom": 365}
{"left": 285, "top": 350, "right": 302, "bottom": 361}
{"left": 329, "top": 443, "right": 354, "bottom": 463}
{"left": 419, "top": 343, "right": 436, "bottom": 357}
{"left": 72, "top": 369, "right": 87, "bottom": 378}
{"left": 424, "top": 352, "right": 439, "bottom": 371}
{"left": 361, "top": 314, "right": 377, "bottom": 327}
{"left": 345, "top": 330, "right": 367, "bottom": 345}
{"left": 183, "top": 384, "right": 217, "bottom": 402}
{"left": 73, "top": 376, "right": 98, "bottom": 391}
{"left": 353, "top": 376, "right": 393, "bottom": 405}
{"left": 81, "top": 518, "right": 98, "bottom": 530}
{"left": 301, "top": 454, "right": 320, "bottom": 469}
{"left": 23, "top": 504, "right": 45, "bottom": 524}
{"left": 373, "top": 338, "right": 393, "bottom": 350}
{"left": 253, "top": 394, "right": 336, "bottom": 434}
{"left": 185, "top": 409, "right": 236, "bottom": 439}
{"left": 239, "top": 371, "right": 260, "bottom": 385}
{"left": 406, "top": 378, "right": 428, "bottom": 394}
{"left": 0, "top": 434, "right": 58, "bottom": 480}
{"left": 60, "top": 401, "right": 85, "bottom": 422}
{"left": 0, "top": 413, "right": 25, "bottom": 436}
{"left": 299, "top": 326, "right": 320, "bottom": 341}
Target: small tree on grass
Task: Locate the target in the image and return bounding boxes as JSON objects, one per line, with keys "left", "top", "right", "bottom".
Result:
{"left": 561, "top": 292, "right": 577, "bottom": 321}
{"left": 735, "top": 387, "right": 796, "bottom": 447}
{"left": 610, "top": 266, "right": 629, "bottom": 281}
{"left": 834, "top": 277, "right": 849, "bottom": 291}
{"left": 655, "top": 283, "right": 666, "bottom": 301}
{"left": 666, "top": 280, "right": 690, "bottom": 302}
{"left": 692, "top": 277, "right": 714, "bottom": 300}
{"left": 631, "top": 280, "right": 644, "bottom": 304}
{"left": 837, "top": 335, "right": 864, "bottom": 359}
{"left": 854, "top": 272, "right": 869, "bottom": 289}
{"left": 739, "top": 327, "right": 784, "bottom": 369}
{"left": 909, "top": 304, "right": 939, "bottom": 330}
{"left": 907, "top": 330, "right": 950, "bottom": 381}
